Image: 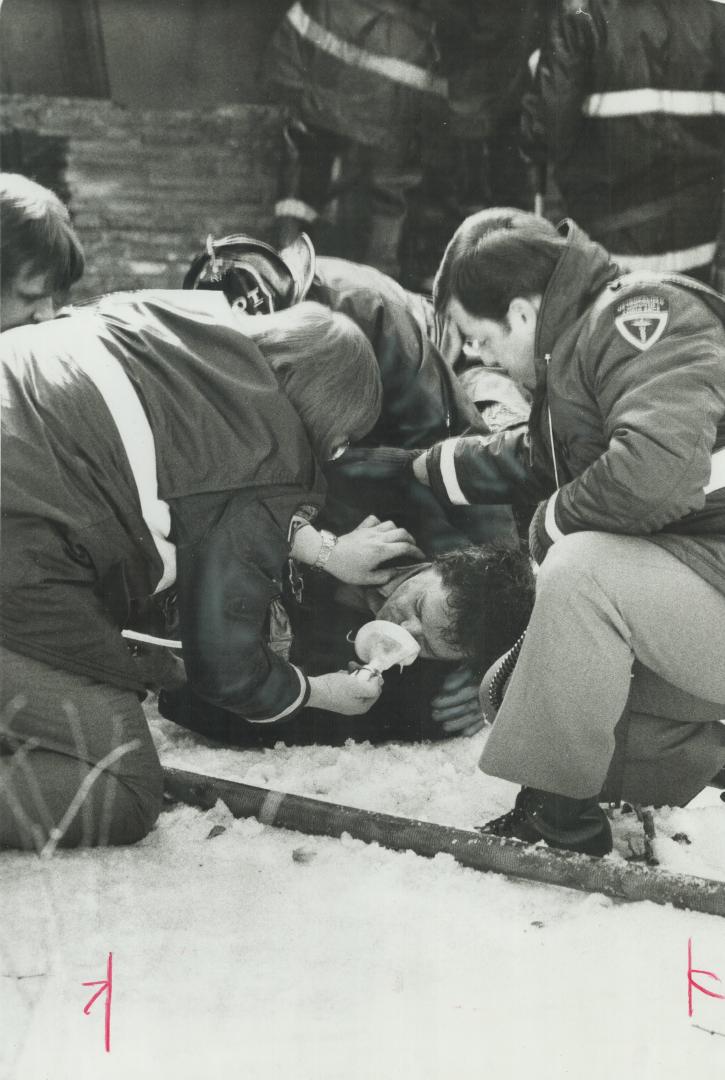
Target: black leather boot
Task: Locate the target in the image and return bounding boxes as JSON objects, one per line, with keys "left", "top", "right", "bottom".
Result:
{"left": 478, "top": 786, "right": 613, "bottom": 856}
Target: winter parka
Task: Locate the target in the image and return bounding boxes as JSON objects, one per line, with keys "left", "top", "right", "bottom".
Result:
{"left": 308, "top": 256, "right": 521, "bottom": 550}
{"left": 309, "top": 256, "right": 488, "bottom": 447}
{"left": 522, "top": 0, "right": 725, "bottom": 276}
{"left": 422, "top": 221, "right": 725, "bottom": 596}
{"left": 0, "top": 291, "right": 325, "bottom": 722}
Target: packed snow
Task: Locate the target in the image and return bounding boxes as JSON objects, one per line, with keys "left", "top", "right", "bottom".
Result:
{"left": 2, "top": 699, "right": 725, "bottom": 1080}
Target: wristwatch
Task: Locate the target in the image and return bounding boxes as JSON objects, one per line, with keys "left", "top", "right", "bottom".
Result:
{"left": 314, "top": 529, "right": 338, "bottom": 571}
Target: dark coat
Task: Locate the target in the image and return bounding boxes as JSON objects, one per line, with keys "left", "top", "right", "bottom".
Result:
{"left": 310, "top": 256, "right": 487, "bottom": 447}
{"left": 309, "top": 257, "right": 521, "bottom": 548}
{"left": 1, "top": 292, "right": 325, "bottom": 722}
{"left": 267, "top": 1, "right": 446, "bottom": 150}
{"left": 424, "top": 221, "right": 725, "bottom": 595}
{"left": 523, "top": 0, "right": 725, "bottom": 272}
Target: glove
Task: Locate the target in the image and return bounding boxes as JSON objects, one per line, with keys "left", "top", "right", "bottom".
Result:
{"left": 528, "top": 499, "right": 553, "bottom": 566}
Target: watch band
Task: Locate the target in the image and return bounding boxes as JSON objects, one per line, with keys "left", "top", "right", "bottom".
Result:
{"left": 313, "top": 529, "right": 338, "bottom": 571}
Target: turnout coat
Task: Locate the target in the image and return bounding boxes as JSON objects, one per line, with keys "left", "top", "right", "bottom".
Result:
{"left": 522, "top": 0, "right": 725, "bottom": 275}
{"left": 423, "top": 221, "right": 725, "bottom": 596}
{"left": 267, "top": 0, "right": 446, "bottom": 152}
{"left": 1, "top": 291, "right": 325, "bottom": 723}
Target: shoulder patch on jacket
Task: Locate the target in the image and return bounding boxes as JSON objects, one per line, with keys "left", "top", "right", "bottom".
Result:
{"left": 614, "top": 294, "right": 669, "bottom": 351}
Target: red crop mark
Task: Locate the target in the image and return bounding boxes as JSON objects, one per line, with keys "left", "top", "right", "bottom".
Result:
{"left": 82, "top": 952, "right": 113, "bottom": 1052}
{"left": 688, "top": 938, "right": 725, "bottom": 1019}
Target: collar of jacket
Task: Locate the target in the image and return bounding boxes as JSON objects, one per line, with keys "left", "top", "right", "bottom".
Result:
{"left": 533, "top": 219, "right": 620, "bottom": 367}
{"left": 525, "top": 221, "right": 619, "bottom": 487}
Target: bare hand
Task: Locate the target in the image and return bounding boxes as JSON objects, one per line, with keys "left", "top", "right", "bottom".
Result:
{"left": 307, "top": 669, "right": 383, "bottom": 715}
{"left": 430, "top": 665, "right": 486, "bottom": 736}
{"left": 325, "top": 515, "right": 424, "bottom": 585}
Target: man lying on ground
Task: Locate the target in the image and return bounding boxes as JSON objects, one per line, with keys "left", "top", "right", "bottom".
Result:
{"left": 160, "top": 540, "right": 534, "bottom": 747}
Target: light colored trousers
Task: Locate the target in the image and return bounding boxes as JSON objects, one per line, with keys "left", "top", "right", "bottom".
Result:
{"left": 480, "top": 533, "right": 725, "bottom": 805}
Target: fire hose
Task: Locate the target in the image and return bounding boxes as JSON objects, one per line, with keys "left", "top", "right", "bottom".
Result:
{"left": 163, "top": 766, "right": 725, "bottom": 919}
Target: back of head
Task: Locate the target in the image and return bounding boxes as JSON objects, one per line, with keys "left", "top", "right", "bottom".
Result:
{"left": 243, "top": 301, "right": 382, "bottom": 461}
{"left": 433, "top": 208, "right": 565, "bottom": 320}
{"left": 183, "top": 232, "right": 315, "bottom": 314}
{"left": 436, "top": 544, "right": 535, "bottom": 674}
{"left": 0, "top": 172, "right": 85, "bottom": 295}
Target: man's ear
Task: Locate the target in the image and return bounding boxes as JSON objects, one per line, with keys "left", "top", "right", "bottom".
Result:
{"left": 507, "top": 296, "right": 541, "bottom": 328}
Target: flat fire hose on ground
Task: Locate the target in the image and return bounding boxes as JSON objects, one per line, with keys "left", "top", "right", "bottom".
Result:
{"left": 163, "top": 766, "right": 725, "bottom": 918}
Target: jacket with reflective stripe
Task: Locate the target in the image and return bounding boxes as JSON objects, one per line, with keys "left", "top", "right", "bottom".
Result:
{"left": 0, "top": 293, "right": 324, "bottom": 722}
{"left": 424, "top": 223, "right": 725, "bottom": 597}
{"left": 522, "top": 0, "right": 725, "bottom": 272}
{"left": 267, "top": 0, "right": 445, "bottom": 149}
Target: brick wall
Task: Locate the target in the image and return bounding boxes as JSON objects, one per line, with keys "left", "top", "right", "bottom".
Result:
{"left": 1, "top": 93, "right": 283, "bottom": 301}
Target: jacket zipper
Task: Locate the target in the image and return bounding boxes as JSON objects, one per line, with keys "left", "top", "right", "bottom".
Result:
{"left": 544, "top": 353, "right": 562, "bottom": 490}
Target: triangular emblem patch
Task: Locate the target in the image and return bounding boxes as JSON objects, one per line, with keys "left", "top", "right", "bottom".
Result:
{"left": 614, "top": 294, "right": 669, "bottom": 351}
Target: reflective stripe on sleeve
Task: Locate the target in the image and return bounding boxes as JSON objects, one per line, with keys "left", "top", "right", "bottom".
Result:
{"left": 582, "top": 89, "right": 725, "bottom": 118}
{"left": 439, "top": 439, "right": 470, "bottom": 505}
{"left": 253, "top": 665, "right": 309, "bottom": 723}
{"left": 286, "top": 2, "right": 447, "bottom": 96}
{"left": 612, "top": 241, "right": 717, "bottom": 274}
{"left": 274, "top": 198, "right": 319, "bottom": 223}
{"left": 69, "top": 322, "right": 176, "bottom": 593}
{"left": 544, "top": 492, "right": 565, "bottom": 543}
{"left": 705, "top": 447, "right": 725, "bottom": 495}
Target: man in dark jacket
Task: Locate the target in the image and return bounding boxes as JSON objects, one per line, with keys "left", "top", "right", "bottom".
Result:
{"left": 0, "top": 291, "right": 417, "bottom": 849}
{"left": 414, "top": 208, "right": 725, "bottom": 855}
{"left": 522, "top": 0, "right": 725, "bottom": 281}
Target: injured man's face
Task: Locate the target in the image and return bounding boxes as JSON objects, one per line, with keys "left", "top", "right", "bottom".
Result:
{"left": 375, "top": 566, "right": 463, "bottom": 661}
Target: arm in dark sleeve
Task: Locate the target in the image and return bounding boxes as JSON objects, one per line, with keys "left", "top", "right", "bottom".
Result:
{"left": 324, "top": 445, "right": 519, "bottom": 554}
{"left": 422, "top": 426, "right": 549, "bottom": 509}
{"left": 173, "top": 491, "right": 309, "bottom": 723}
{"left": 542, "top": 291, "right": 725, "bottom": 545}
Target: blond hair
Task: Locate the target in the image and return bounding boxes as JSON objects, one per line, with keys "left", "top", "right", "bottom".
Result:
{"left": 245, "top": 302, "right": 382, "bottom": 460}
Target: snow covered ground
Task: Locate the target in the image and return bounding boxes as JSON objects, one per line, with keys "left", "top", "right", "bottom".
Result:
{"left": 2, "top": 700, "right": 725, "bottom": 1080}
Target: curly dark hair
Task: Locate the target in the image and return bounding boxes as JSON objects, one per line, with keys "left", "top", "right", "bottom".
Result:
{"left": 434, "top": 544, "right": 535, "bottom": 675}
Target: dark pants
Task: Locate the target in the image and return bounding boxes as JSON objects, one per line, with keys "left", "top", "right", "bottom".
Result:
{"left": 276, "top": 119, "right": 422, "bottom": 280}
{"left": 0, "top": 647, "right": 163, "bottom": 850}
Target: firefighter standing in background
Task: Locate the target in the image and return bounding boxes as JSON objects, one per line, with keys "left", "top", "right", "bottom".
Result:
{"left": 430, "top": 2, "right": 541, "bottom": 216}
{"left": 406, "top": 0, "right": 543, "bottom": 287}
{"left": 265, "top": 0, "right": 447, "bottom": 281}
{"left": 523, "top": 0, "right": 725, "bottom": 282}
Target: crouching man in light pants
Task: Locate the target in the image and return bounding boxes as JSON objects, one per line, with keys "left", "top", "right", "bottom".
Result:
{"left": 414, "top": 208, "right": 725, "bottom": 855}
